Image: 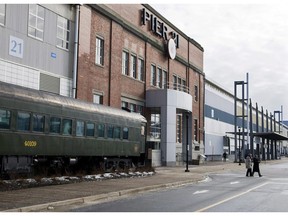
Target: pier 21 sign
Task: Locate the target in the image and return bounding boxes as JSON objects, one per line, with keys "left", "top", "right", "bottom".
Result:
{"left": 141, "top": 8, "right": 179, "bottom": 49}
{"left": 9, "top": 36, "right": 24, "bottom": 59}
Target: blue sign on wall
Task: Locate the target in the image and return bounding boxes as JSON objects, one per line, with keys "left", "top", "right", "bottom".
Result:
{"left": 51, "top": 52, "right": 56, "bottom": 58}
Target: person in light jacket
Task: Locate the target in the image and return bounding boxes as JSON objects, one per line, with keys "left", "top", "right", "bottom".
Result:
{"left": 252, "top": 155, "right": 262, "bottom": 177}
{"left": 245, "top": 154, "right": 253, "bottom": 177}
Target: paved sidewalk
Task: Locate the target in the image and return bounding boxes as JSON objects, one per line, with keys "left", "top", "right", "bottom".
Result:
{"left": 1, "top": 159, "right": 285, "bottom": 212}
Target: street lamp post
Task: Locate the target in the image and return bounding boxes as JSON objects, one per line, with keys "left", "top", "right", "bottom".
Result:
{"left": 185, "top": 113, "right": 190, "bottom": 172}
{"left": 238, "top": 127, "right": 241, "bottom": 165}
{"left": 274, "top": 110, "right": 282, "bottom": 160}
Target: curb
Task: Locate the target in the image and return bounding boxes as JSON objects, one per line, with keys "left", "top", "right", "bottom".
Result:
{"left": 4, "top": 176, "right": 208, "bottom": 212}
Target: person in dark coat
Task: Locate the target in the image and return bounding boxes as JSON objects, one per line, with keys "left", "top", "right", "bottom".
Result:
{"left": 252, "top": 155, "right": 262, "bottom": 177}
{"left": 223, "top": 152, "right": 227, "bottom": 162}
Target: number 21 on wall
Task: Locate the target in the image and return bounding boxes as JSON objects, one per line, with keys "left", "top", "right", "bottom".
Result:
{"left": 9, "top": 36, "right": 24, "bottom": 59}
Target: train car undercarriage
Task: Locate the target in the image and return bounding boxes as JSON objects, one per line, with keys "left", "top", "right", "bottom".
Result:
{"left": 0, "top": 155, "right": 146, "bottom": 179}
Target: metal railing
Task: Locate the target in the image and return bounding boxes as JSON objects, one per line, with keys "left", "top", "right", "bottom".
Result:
{"left": 151, "top": 81, "right": 191, "bottom": 95}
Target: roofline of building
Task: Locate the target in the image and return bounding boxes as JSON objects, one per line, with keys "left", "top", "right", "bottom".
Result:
{"left": 144, "top": 4, "right": 204, "bottom": 52}
{"left": 205, "top": 78, "right": 234, "bottom": 98}
{"left": 88, "top": 4, "right": 204, "bottom": 76}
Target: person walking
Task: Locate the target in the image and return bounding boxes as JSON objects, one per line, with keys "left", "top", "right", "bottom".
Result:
{"left": 245, "top": 154, "right": 253, "bottom": 177}
{"left": 252, "top": 155, "right": 262, "bottom": 177}
{"left": 223, "top": 152, "right": 227, "bottom": 162}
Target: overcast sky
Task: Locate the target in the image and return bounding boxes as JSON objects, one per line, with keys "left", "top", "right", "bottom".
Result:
{"left": 151, "top": 2, "right": 288, "bottom": 119}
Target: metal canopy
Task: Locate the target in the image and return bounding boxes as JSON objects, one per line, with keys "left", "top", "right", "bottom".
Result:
{"left": 226, "top": 131, "right": 288, "bottom": 140}
{"left": 253, "top": 132, "right": 288, "bottom": 140}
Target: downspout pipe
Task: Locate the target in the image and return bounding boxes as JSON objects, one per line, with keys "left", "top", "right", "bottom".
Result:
{"left": 72, "top": 4, "right": 80, "bottom": 98}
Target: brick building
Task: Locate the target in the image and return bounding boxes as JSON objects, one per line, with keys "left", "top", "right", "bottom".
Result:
{"left": 76, "top": 4, "right": 205, "bottom": 166}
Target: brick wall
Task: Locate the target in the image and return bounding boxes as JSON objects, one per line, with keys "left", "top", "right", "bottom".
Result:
{"left": 77, "top": 4, "right": 205, "bottom": 144}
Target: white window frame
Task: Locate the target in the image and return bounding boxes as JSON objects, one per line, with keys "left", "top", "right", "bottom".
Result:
{"left": 131, "top": 54, "right": 137, "bottom": 79}
{"left": 95, "top": 37, "right": 104, "bottom": 65}
{"left": 28, "top": 4, "right": 45, "bottom": 41}
{"left": 121, "top": 101, "right": 128, "bottom": 109}
{"left": 122, "top": 51, "right": 129, "bottom": 75}
{"left": 138, "top": 58, "right": 144, "bottom": 81}
{"left": 57, "top": 15, "right": 70, "bottom": 50}
{"left": 130, "top": 103, "right": 136, "bottom": 112}
{"left": 0, "top": 4, "right": 5, "bottom": 26}
{"left": 93, "top": 94, "right": 103, "bottom": 104}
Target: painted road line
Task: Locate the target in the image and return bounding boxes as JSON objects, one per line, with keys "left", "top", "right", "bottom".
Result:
{"left": 196, "top": 182, "right": 269, "bottom": 212}
{"left": 193, "top": 190, "right": 209, "bottom": 195}
{"left": 230, "top": 181, "right": 239, "bottom": 185}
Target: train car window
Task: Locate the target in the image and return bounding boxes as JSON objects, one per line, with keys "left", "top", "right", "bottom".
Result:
{"left": 86, "top": 122, "right": 95, "bottom": 137}
{"left": 123, "top": 127, "right": 129, "bottom": 139}
{"left": 114, "top": 127, "right": 121, "bottom": 139}
{"left": 141, "top": 125, "right": 145, "bottom": 136}
{"left": 50, "top": 117, "right": 61, "bottom": 134}
{"left": 62, "top": 119, "right": 72, "bottom": 135}
{"left": 76, "top": 120, "right": 84, "bottom": 137}
{"left": 33, "top": 114, "right": 45, "bottom": 132}
{"left": 97, "top": 124, "right": 105, "bottom": 137}
{"left": 0, "top": 109, "right": 11, "bottom": 129}
{"left": 107, "top": 125, "right": 114, "bottom": 138}
{"left": 17, "top": 112, "right": 31, "bottom": 131}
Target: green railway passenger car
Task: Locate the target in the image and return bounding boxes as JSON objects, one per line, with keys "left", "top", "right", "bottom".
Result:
{"left": 0, "top": 82, "right": 146, "bottom": 176}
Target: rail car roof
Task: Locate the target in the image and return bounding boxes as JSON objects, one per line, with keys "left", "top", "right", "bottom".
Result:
{"left": 0, "top": 82, "right": 146, "bottom": 123}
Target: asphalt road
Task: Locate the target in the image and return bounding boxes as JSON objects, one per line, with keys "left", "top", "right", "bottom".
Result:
{"left": 71, "top": 161, "right": 288, "bottom": 212}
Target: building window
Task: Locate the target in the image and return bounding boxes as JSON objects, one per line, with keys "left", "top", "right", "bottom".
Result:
{"left": 138, "top": 58, "right": 144, "bottom": 81}
{"left": 137, "top": 105, "right": 144, "bottom": 115}
{"left": 0, "top": 4, "right": 6, "bottom": 26}
{"left": 151, "top": 65, "right": 156, "bottom": 86}
{"left": 176, "top": 114, "right": 182, "bottom": 143}
{"left": 173, "top": 75, "right": 177, "bottom": 90}
{"left": 163, "top": 70, "right": 167, "bottom": 89}
{"left": 194, "top": 119, "right": 198, "bottom": 141}
{"left": 130, "top": 103, "right": 136, "bottom": 112}
{"left": 157, "top": 67, "right": 162, "bottom": 88}
{"left": 93, "top": 94, "right": 103, "bottom": 104}
{"left": 173, "top": 74, "right": 187, "bottom": 92}
{"left": 182, "top": 80, "right": 187, "bottom": 92}
{"left": 194, "top": 85, "right": 198, "bottom": 102}
{"left": 122, "top": 51, "right": 129, "bottom": 75}
{"left": 121, "top": 101, "right": 128, "bottom": 109}
{"left": 95, "top": 37, "right": 104, "bottom": 65}
{"left": 178, "top": 77, "right": 182, "bottom": 91}
{"left": 57, "top": 15, "right": 70, "bottom": 50}
{"left": 122, "top": 97, "right": 144, "bottom": 114}
{"left": 150, "top": 113, "right": 161, "bottom": 139}
{"left": 131, "top": 55, "right": 137, "bottom": 79}
{"left": 28, "top": 4, "right": 44, "bottom": 40}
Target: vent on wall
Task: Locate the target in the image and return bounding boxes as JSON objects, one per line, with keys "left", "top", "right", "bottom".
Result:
{"left": 40, "top": 73, "right": 60, "bottom": 94}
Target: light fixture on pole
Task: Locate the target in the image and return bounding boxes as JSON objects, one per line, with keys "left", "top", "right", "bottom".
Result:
{"left": 185, "top": 112, "right": 190, "bottom": 172}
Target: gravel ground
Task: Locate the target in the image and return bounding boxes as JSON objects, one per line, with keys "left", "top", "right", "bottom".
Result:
{"left": 0, "top": 171, "right": 155, "bottom": 191}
